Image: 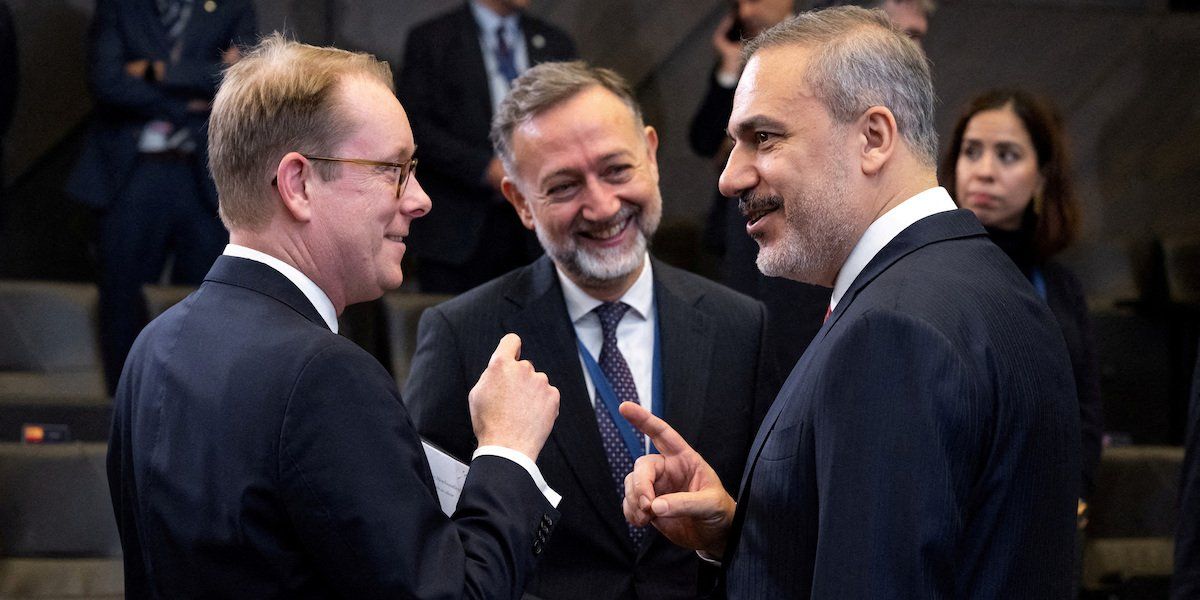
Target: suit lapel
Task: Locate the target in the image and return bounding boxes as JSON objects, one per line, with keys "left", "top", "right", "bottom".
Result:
{"left": 457, "top": 5, "right": 497, "bottom": 124}
{"left": 204, "top": 256, "right": 330, "bottom": 331}
{"left": 500, "top": 259, "right": 633, "bottom": 546}
{"left": 520, "top": 14, "right": 551, "bottom": 65}
{"left": 734, "top": 209, "right": 987, "bottom": 502}
{"left": 652, "top": 261, "right": 711, "bottom": 448}
{"left": 138, "top": 0, "right": 174, "bottom": 56}
{"left": 823, "top": 209, "right": 986, "bottom": 337}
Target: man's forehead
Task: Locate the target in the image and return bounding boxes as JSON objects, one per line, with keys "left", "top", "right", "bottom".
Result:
{"left": 731, "top": 47, "right": 816, "bottom": 120}
{"left": 513, "top": 89, "right": 641, "bottom": 150}
{"left": 336, "top": 77, "right": 415, "bottom": 157}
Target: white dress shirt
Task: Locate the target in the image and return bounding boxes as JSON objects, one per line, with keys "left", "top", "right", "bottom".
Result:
{"left": 469, "top": 0, "right": 529, "bottom": 114}
{"left": 222, "top": 244, "right": 560, "bottom": 506}
{"left": 224, "top": 244, "right": 339, "bottom": 333}
{"left": 829, "top": 187, "right": 957, "bottom": 311}
{"left": 556, "top": 254, "right": 656, "bottom": 452}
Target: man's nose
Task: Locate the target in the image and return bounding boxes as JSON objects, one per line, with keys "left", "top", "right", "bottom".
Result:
{"left": 401, "top": 174, "right": 432, "bottom": 218}
{"left": 580, "top": 179, "right": 622, "bottom": 222}
{"left": 718, "top": 143, "right": 756, "bottom": 199}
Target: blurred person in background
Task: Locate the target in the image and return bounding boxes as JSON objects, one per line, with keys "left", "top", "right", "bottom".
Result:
{"left": 942, "top": 88, "right": 1103, "bottom": 583}
{"left": 66, "top": 0, "right": 256, "bottom": 395}
{"left": 398, "top": 0, "right": 576, "bottom": 294}
{"left": 689, "top": 0, "right": 829, "bottom": 371}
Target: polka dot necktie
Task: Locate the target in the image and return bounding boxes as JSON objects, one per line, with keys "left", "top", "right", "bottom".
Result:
{"left": 593, "top": 301, "right": 647, "bottom": 546}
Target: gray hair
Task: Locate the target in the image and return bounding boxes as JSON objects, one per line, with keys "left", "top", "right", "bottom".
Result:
{"left": 743, "top": 6, "right": 938, "bottom": 167}
{"left": 490, "top": 61, "right": 645, "bottom": 175}
{"left": 821, "top": 0, "right": 937, "bottom": 16}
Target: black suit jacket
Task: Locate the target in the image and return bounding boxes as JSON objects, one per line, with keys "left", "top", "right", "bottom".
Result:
{"left": 724, "top": 210, "right": 1081, "bottom": 598}
{"left": 397, "top": 4, "right": 575, "bottom": 265}
{"left": 1173, "top": 341, "right": 1200, "bottom": 600}
{"left": 405, "top": 256, "right": 779, "bottom": 599}
{"left": 107, "top": 256, "right": 558, "bottom": 598}
{"left": 1041, "top": 261, "right": 1103, "bottom": 499}
{"left": 66, "top": 0, "right": 255, "bottom": 210}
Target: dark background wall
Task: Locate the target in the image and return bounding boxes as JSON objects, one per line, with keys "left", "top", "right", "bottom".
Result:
{"left": 1, "top": 0, "right": 1197, "bottom": 279}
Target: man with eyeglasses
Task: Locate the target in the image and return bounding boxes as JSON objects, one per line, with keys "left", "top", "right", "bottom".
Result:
{"left": 107, "top": 34, "right": 563, "bottom": 598}
{"left": 405, "top": 61, "right": 778, "bottom": 599}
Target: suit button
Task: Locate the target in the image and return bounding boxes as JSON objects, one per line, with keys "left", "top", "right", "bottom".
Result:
{"left": 533, "top": 540, "right": 544, "bottom": 555}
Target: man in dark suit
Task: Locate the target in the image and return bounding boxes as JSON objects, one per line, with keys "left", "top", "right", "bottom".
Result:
{"left": 65, "top": 0, "right": 256, "bottom": 395}
{"left": 398, "top": 0, "right": 576, "bottom": 293}
{"left": 405, "top": 62, "right": 778, "bottom": 599}
{"left": 622, "top": 8, "right": 1080, "bottom": 598}
{"left": 1173, "top": 341, "right": 1200, "bottom": 599}
{"left": 107, "top": 35, "right": 562, "bottom": 598}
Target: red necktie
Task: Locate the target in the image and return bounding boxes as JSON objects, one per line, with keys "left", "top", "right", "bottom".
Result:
{"left": 823, "top": 304, "right": 833, "bottom": 324}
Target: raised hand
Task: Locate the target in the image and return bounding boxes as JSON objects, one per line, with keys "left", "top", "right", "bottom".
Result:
{"left": 620, "top": 401, "right": 735, "bottom": 558}
{"left": 468, "top": 333, "right": 560, "bottom": 461}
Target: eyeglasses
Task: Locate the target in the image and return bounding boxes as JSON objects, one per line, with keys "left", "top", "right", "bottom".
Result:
{"left": 305, "top": 155, "right": 418, "bottom": 199}
{"left": 272, "top": 154, "right": 418, "bottom": 199}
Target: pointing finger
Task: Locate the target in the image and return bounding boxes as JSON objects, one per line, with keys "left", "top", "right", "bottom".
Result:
{"left": 619, "top": 401, "right": 694, "bottom": 457}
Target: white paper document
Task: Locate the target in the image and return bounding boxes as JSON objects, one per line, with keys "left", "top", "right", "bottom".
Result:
{"left": 422, "top": 439, "right": 469, "bottom": 516}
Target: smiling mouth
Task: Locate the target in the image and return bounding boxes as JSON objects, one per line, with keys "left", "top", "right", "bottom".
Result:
{"left": 739, "top": 194, "right": 782, "bottom": 226}
{"left": 579, "top": 216, "right": 631, "bottom": 241}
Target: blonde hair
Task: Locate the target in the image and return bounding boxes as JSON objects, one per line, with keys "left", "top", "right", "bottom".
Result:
{"left": 209, "top": 33, "right": 393, "bottom": 230}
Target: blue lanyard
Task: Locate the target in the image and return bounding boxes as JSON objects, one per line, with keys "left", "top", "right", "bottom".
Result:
{"left": 576, "top": 324, "right": 663, "bottom": 459}
{"left": 1029, "top": 266, "right": 1048, "bottom": 301}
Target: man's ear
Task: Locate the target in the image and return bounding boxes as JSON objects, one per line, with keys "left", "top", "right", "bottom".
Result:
{"left": 276, "top": 152, "right": 315, "bottom": 222}
{"left": 501, "top": 176, "right": 536, "bottom": 231}
{"left": 858, "top": 106, "right": 898, "bottom": 177}
{"left": 643, "top": 125, "right": 660, "bottom": 179}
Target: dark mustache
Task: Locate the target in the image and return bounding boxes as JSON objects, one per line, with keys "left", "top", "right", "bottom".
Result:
{"left": 738, "top": 192, "right": 784, "bottom": 218}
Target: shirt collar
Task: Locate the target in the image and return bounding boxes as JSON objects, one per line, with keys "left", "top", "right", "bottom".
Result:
{"left": 469, "top": 0, "right": 519, "bottom": 38}
{"left": 830, "top": 187, "right": 956, "bottom": 309}
{"left": 223, "top": 244, "right": 339, "bottom": 333}
{"left": 556, "top": 254, "right": 654, "bottom": 324}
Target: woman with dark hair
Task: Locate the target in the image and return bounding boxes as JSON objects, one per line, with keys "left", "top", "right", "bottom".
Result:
{"left": 943, "top": 89, "right": 1102, "bottom": 515}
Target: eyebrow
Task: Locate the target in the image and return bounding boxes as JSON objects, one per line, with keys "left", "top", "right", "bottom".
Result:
{"left": 728, "top": 115, "right": 790, "bottom": 139}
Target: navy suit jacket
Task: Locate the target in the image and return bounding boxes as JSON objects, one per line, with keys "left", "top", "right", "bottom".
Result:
{"left": 107, "top": 256, "right": 558, "bottom": 598}
{"left": 405, "top": 256, "right": 779, "bottom": 599}
{"left": 66, "top": 0, "right": 255, "bottom": 209}
{"left": 723, "top": 210, "right": 1081, "bottom": 599}
{"left": 396, "top": 4, "right": 575, "bottom": 265}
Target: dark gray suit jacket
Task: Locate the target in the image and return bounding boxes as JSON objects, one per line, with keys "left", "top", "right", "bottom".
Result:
{"left": 108, "top": 256, "right": 558, "bottom": 598}
{"left": 724, "top": 209, "right": 1081, "bottom": 599}
{"left": 397, "top": 4, "right": 576, "bottom": 266}
{"left": 406, "top": 256, "right": 779, "bottom": 599}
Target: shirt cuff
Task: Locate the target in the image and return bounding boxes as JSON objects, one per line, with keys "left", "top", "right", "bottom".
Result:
{"left": 473, "top": 445, "right": 562, "bottom": 508}
{"left": 697, "top": 550, "right": 722, "bottom": 566}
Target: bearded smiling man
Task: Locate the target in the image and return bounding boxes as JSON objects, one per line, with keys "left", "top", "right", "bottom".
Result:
{"left": 405, "top": 61, "right": 779, "bottom": 599}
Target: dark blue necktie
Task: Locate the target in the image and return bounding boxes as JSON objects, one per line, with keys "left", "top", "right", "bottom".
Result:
{"left": 593, "top": 301, "right": 647, "bottom": 546}
{"left": 494, "top": 25, "right": 520, "bottom": 83}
